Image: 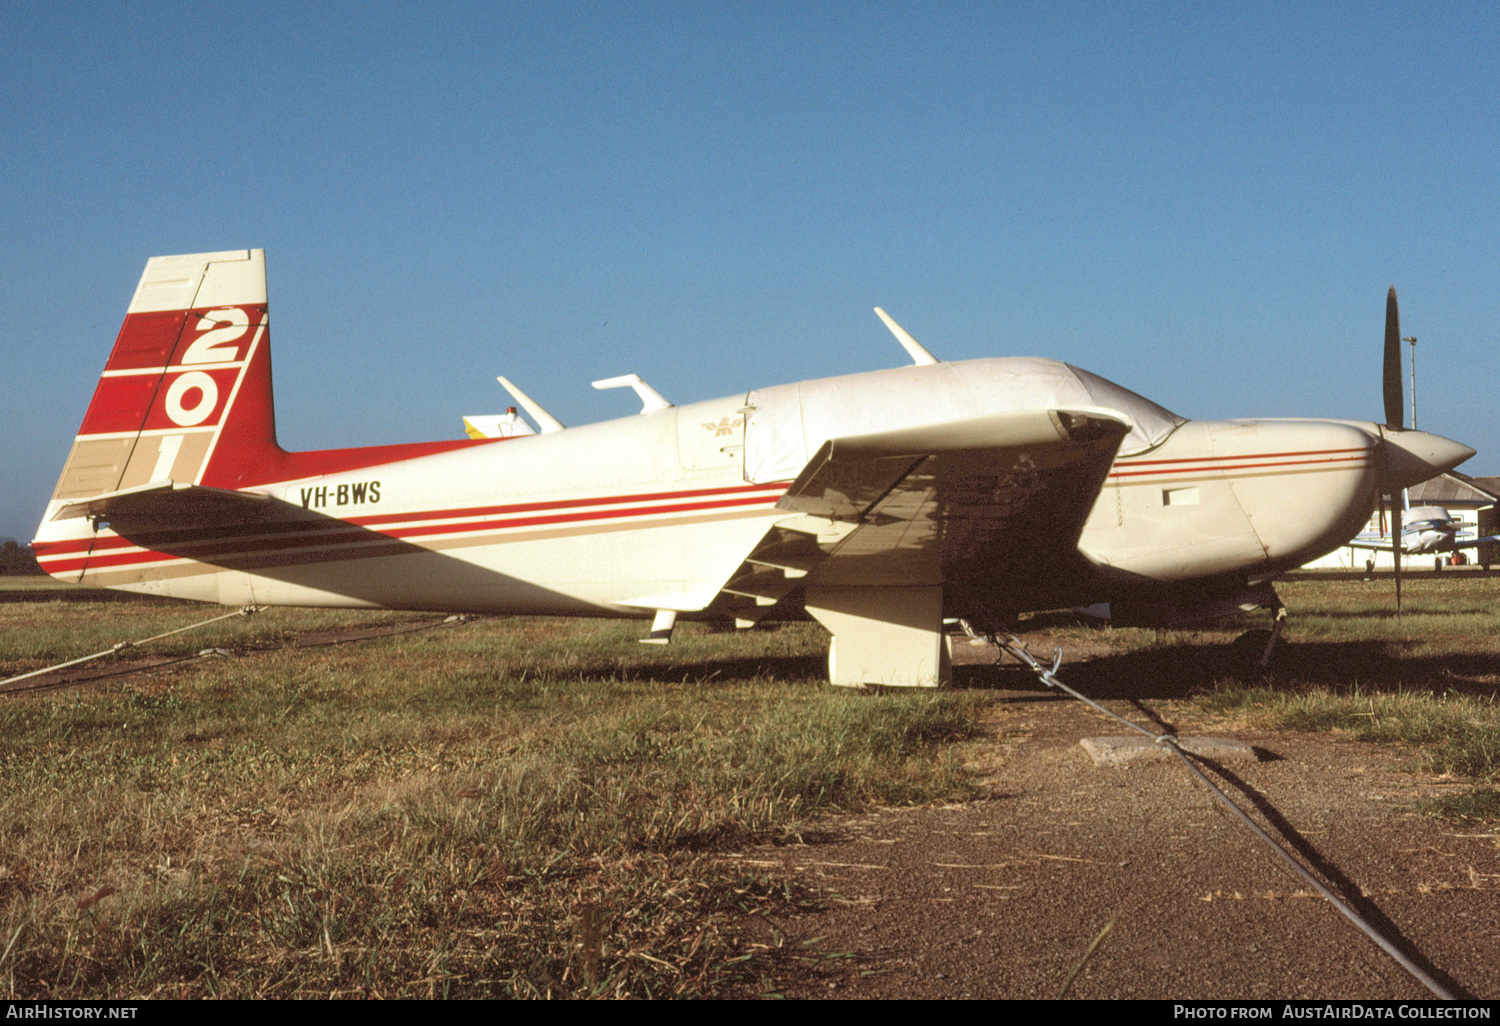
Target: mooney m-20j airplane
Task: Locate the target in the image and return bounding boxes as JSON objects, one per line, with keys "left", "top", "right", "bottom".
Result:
{"left": 32, "top": 251, "right": 1475, "bottom": 686}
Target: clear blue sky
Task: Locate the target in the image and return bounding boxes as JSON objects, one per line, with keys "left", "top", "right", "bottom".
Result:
{"left": 4, "top": 1, "right": 1497, "bottom": 541}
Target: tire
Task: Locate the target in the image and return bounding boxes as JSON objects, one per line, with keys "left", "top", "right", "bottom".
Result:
{"left": 1232, "top": 628, "right": 1279, "bottom": 668}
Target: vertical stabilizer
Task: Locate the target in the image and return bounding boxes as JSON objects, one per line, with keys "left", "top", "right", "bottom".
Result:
{"left": 48, "top": 250, "right": 277, "bottom": 506}
{"left": 35, "top": 250, "right": 281, "bottom": 581}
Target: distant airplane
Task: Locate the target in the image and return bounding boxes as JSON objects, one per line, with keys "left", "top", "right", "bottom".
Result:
{"left": 462, "top": 407, "right": 536, "bottom": 440}
{"left": 30, "top": 251, "right": 1474, "bottom": 686}
{"left": 1347, "top": 505, "right": 1499, "bottom": 568}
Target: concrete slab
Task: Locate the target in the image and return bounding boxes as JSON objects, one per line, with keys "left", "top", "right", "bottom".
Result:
{"left": 1079, "top": 735, "right": 1261, "bottom": 767}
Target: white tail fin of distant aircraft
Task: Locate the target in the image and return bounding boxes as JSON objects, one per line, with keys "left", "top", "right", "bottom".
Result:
{"left": 463, "top": 409, "right": 537, "bottom": 440}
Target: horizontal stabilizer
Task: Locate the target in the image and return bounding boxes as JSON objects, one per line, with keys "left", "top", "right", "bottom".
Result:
{"left": 52, "top": 481, "right": 271, "bottom": 523}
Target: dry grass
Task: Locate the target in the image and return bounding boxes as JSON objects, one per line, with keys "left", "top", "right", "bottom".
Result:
{"left": 0, "top": 604, "right": 989, "bottom": 998}
{"left": 3, "top": 571, "right": 1499, "bottom": 997}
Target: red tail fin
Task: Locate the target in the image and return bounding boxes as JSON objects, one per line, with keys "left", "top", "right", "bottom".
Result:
{"left": 50, "top": 249, "right": 278, "bottom": 504}
{"left": 34, "top": 249, "right": 494, "bottom": 582}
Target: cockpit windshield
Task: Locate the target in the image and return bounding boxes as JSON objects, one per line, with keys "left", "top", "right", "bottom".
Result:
{"left": 1065, "top": 365, "right": 1186, "bottom": 455}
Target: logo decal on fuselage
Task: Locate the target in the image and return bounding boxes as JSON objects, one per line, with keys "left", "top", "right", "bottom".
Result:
{"left": 702, "top": 416, "right": 741, "bottom": 436}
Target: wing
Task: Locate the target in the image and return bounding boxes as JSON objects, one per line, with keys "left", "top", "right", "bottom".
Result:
{"left": 708, "top": 407, "right": 1130, "bottom": 621}
{"left": 1344, "top": 533, "right": 1500, "bottom": 552}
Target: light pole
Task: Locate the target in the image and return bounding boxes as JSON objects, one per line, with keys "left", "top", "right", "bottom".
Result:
{"left": 1404, "top": 336, "right": 1417, "bottom": 429}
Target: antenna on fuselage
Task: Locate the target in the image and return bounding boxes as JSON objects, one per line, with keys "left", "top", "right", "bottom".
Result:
{"left": 497, "top": 376, "right": 566, "bottom": 433}
{"left": 591, "top": 373, "right": 673, "bottom": 414}
{"left": 874, "top": 308, "right": 940, "bottom": 366}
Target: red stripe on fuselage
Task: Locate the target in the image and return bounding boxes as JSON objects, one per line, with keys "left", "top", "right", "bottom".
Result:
{"left": 1115, "top": 445, "right": 1370, "bottom": 468}
{"left": 217, "top": 437, "right": 507, "bottom": 490}
{"left": 37, "top": 482, "right": 790, "bottom": 559}
{"left": 35, "top": 485, "right": 788, "bottom": 575}
{"left": 1109, "top": 447, "right": 1371, "bottom": 480}
{"left": 346, "top": 480, "right": 790, "bottom": 528}
{"left": 381, "top": 494, "right": 777, "bottom": 542}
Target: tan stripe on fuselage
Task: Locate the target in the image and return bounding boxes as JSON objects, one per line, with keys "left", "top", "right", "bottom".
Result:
{"left": 73, "top": 506, "right": 780, "bottom": 587}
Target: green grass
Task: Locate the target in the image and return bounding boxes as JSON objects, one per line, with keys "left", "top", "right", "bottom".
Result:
{"left": 1277, "top": 573, "right": 1500, "bottom": 653}
{"left": 0, "top": 600, "right": 433, "bottom": 667}
{"left": 1194, "top": 574, "right": 1500, "bottom": 823}
{"left": 0, "top": 577, "right": 77, "bottom": 592}
{"left": 1197, "top": 683, "right": 1500, "bottom": 782}
{"left": 0, "top": 605, "right": 990, "bottom": 999}
{"left": 1416, "top": 787, "right": 1500, "bottom": 824}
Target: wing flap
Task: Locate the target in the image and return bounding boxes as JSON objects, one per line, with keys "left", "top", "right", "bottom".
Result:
{"left": 799, "top": 408, "right": 1127, "bottom": 594}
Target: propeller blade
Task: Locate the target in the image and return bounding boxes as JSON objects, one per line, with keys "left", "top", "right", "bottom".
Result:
{"left": 1384, "top": 287, "right": 1404, "bottom": 429}
{"left": 1375, "top": 442, "right": 1403, "bottom": 617}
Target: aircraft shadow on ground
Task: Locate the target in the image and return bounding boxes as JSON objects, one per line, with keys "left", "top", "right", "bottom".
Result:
{"left": 549, "top": 650, "right": 830, "bottom": 686}
{"left": 545, "top": 632, "right": 1496, "bottom": 698}
{"left": 1293, "top": 606, "right": 1494, "bottom": 620}
{"left": 954, "top": 639, "right": 1500, "bottom": 702}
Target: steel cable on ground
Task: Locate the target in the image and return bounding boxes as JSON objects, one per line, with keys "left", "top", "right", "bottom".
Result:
{"left": 0, "top": 610, "right": 484, "bottom": 697}
{"left": 0, "top": 606, "right": 262, "bottom": 688}
{"left": 0, "top": 651, "right": 216, "bottom": 698}
{"left": 960, "top": 621, "right": 1457, "bottom": 1001}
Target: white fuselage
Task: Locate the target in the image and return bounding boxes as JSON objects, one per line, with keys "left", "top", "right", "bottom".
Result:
{"left": 36, "top": 357, "right": 1402, "bottom": 620}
